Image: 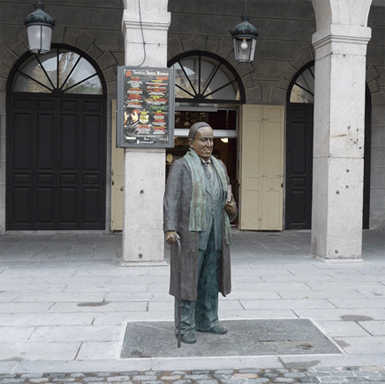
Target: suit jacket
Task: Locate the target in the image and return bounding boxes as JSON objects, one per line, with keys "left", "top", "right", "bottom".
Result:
{"left": 163, "top": 156, "right": 237, "bottom": 301}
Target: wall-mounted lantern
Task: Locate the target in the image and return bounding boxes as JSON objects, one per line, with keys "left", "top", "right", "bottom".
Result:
{"left": 229, "top": 0, "right": 259, "bottom": 63}
{"left": 24, "top": 1, "right": 55, "bottom": 54}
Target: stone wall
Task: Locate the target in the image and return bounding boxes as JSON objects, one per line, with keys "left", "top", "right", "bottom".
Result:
{"left": 168, "top": 0, "right": 316, "bottom": 104}
{"left": 168, "top": 0, "right": 385, "bottom": 230}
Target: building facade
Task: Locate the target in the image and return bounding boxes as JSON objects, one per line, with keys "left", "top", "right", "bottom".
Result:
{"left": 0, "top": 0, "right": 384, "bottom": 260}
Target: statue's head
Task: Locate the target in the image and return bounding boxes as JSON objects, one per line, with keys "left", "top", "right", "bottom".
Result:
{"left": 188, "top": 122, "right": 214, "bottom": 161}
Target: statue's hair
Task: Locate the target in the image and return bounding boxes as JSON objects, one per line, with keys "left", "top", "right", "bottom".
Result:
{"left": 188, "top": 122, "right": 212, "bottom": 142}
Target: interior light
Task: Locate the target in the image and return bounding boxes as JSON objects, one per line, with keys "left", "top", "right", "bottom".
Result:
{"left": 241, "top": 38, "right": 248, "bottom": 50}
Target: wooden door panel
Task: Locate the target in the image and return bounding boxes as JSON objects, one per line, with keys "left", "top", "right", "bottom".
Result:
{"left": 285, "top": 104, "right": 313, "bottom": 229}
{"left": 291, "top": 123, "right": 307, "bottom": 173}
{"left": 111, "top": 99, "right": 125, "bottom": 231}
{"left": 83, "top": 115, "right": 101, "bottom": 171}
{"left": 59, "top": 188, "right": 77, "bottom": 224}
{"left": 36, "top": 115, "right": 55, "bottom": 170}
{"left": 12, "top": 187, "right": 31, "bottom": 224}
{"left": 8, "top": 99, "right": 33, "bottom": 228}
{"left": 36, "top": 187, "right": 55, "bottom": 226}
{"left": 7, "top": 94, "right": 106, "bottom": 230}
{"left": 13, "top": 113, "right": 32, "bottom": 171}
{"left": 82, "top": 188, "right": 100, "bottom": 225}
{"left": 240, "top": 105, "right": 284, "bottom": 230}
{"left": 60, "top": 114, "right": 78, "bottom": 170}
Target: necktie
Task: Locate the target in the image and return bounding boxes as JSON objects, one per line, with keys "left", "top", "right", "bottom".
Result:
{"left": 203, "top": 162, "right": 211, "bottom": 179}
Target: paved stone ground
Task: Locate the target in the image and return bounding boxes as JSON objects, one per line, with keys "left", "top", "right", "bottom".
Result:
{"left": 1, "top": 367, "right": 385, "bottom": 384}
{"left": 0, "top": 229, "right": 385, "bottom": 379}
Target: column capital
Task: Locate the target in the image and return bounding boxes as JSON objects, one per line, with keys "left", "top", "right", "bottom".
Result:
{"left": 122, "top": 19, "right": 171, "bottom": 33}
{"left": 313, "top": 24, "right": 371, "bottom": 58}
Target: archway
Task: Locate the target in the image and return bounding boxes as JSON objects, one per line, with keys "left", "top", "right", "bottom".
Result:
{"left": 286, "top": 62, "right": 371, "bottom": 230}
{"left": 167, "top": 51, "right": 244, "bottom": 222}
{"left": 6, "top": 44, "right": 107, "bottom": 230}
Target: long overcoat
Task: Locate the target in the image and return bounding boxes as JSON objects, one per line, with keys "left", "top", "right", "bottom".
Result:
{"left": 163, "top": 156, "right": 237, "bottom": 301}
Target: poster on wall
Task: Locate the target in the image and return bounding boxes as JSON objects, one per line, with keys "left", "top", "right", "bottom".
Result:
{"left": 116, "top": 66, "right": 175, "bottom": 148}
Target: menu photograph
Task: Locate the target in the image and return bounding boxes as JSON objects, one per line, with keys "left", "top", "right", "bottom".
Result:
{"left": 117, "top": 66, "right": 175, "bottom": 148}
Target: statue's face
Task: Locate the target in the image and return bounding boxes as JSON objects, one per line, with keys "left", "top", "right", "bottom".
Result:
{"left": 190, "top": 126, "right": 214, "bottom": 161}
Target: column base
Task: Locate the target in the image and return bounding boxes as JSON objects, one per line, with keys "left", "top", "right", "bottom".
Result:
{"left": 120, "top": 260, "right": 168, "bottom": 267}
{"left": 313, "top": 255, "right": 364, "bottom": 263}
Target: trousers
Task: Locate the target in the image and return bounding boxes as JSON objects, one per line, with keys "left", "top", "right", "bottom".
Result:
{"left": 175, "top": 229, "right": 221, "bottom": 334}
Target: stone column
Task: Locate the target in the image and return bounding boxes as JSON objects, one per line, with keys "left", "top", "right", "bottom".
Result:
{"left": 311, "top": 24, "right": 371, "bottom": 261}
{"left": 121, "top": 0, "right": 170, "bottom": 266}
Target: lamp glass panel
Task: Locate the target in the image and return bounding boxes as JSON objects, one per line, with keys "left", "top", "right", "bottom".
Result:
{"left": 26, "top": 25, "right": 42, "bottom": 53}
{"left": 40, "top": 26, "right": 52, "bottom": 53}
{"left": 26, "top": 25, "right": 52, "bottom": 53}
{"left": 249, "top": 39, "right": 257, "bottom": 61}
{"left": 233, "top": 38, "right": 252, "bottom": 62}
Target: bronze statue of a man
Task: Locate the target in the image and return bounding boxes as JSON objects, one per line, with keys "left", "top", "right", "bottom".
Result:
{"left": 163, "top": 122, "right": 237, "bottom": 344}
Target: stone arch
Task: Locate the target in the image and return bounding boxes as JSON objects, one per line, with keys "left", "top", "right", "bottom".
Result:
{"left": 276, "top": 47, "right": 381, "bottom": 99}
{"left": 366, "top": 65, "right": 382, "bottom": 97}
{"left": 167, "top": 33, "right": 261, "bottom": 104}
{"left": 0, "top": 29, "right": 119, "bottom": 94}
{"left": 274, "top": 46, "right": 315, "bottom": 103}
{"left": 0, "top": 28, "right": 120, "bottom": 232}
{"left": 311, "top": 0, "right": 373, "bottom": 29}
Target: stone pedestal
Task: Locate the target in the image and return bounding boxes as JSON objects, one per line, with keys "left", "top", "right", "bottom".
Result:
{"left": 311, "top": 24, "right": 371, "bottom": 261}
{"left": 121, "top": 0, "right": 170, "bottom": 266}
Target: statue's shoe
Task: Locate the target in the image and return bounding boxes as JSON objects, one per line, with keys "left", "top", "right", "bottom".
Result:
{"left": 196, "top": 325, "right": 228, "bottom": 334}
{"left": 176, "top": 332, "right": 196, "bottom": 344}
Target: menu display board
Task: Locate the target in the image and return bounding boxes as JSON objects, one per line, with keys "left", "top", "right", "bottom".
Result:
{"left": 117, "top": 66, "right": 175, "bottom": 148}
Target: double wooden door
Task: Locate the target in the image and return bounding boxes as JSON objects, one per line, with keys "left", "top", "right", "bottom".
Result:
{"left": 7, "top": 94, "right": 106, "bottom": 230}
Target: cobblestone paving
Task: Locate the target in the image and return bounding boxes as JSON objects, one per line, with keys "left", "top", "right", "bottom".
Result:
{"left": 1, "top": 367, "right": 385, "bottom": 384}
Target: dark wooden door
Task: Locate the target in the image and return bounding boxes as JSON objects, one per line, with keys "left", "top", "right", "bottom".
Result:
{"left": 285, "top": 104, "right": 313, "bottom": 230}
{"left": 7, "top": 94, "right": 106, "bottom": 230}
{"left": 286, "top": 99, "right": 371, "bottom": 230}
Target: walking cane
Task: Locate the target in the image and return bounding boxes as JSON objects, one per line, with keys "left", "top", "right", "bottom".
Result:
{"left": 176, "top": 237, "right": 182, "bottom": 348}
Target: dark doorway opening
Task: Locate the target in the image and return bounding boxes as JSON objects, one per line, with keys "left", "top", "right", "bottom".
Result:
{"left": 166, "top": 110, "right": 238, "bottom": 224}
{"left": 6, "top": 45, "right": 107, "bottom": 230}
{"left": 286, "top": 63, "right": 371, "bottom": 230}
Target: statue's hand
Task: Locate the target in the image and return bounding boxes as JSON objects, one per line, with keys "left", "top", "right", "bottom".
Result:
{"left": 166, "top": 231, "right": 179, "bottom": 245}
{"left": 225, "top": 195, "right": 237, "bottom": 217}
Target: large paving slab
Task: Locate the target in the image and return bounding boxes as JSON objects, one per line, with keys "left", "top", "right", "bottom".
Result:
{"left": 121, "top": 319, "right": 342, "bottom": 358}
